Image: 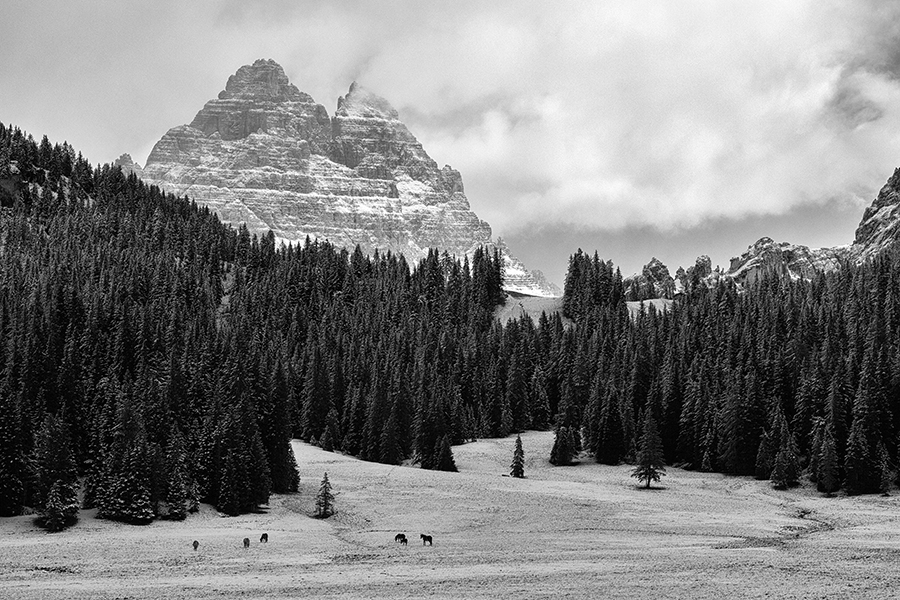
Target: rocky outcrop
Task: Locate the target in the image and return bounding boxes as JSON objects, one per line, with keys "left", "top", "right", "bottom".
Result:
{"left": 726, "top": 237, "right": 845, "bottom": 286}
{"left": 495, "top": 238, "right": 561, "bottom": 297}
{"left": 115, "top": 154, "right": 142, "bottom": 177}
{"left": 624, "top": 257, "right": 675, "bottom": 300}
{"left": 130, "top": 59, "right": 558, "bottom": 296}
{"left": 851, "top": 167, "right": 900, "bottom": 262}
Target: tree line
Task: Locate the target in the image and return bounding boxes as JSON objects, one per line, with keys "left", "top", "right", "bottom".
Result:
{"left": 1, "top": 122, "right": 897, "bottom": 531}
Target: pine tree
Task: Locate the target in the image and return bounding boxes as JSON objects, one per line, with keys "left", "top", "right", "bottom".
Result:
{"left": 33, "top": 413, "right": 79, "bottom": 529}
{"left": 754, "top": 430, "right": 775, "bottom": 480}
{"left": 879, "top": 444, "right": 892, "bottom": 496}
{"left": 631, "top": 410, "right": 666, "bottom": 489}
{"left": 315, "top": 472, "right": 334, "bottom": 518}
{"left": 434, "top": 435, "right": 458, "bottom": 472}
{"left": 163, "top": 429, "right": 188, "bottom": 520}
{"left": 549, "top": 426, "right": 576, "bottom": 466}
{"left": 807, "top": 418, "right": 825, "bottom": 484}
{"left": 0, "top": 388, "right": 26, "bottom": 516}
{"left": 817, "top": 424, "right": 840, "bottom": 495}
{"left": 39, "top": 479, "right": 78, "bottom": 532}
{"left": 510, "top": 434, "right": 525, "bottom": 478}
{"left": 594, "top": 387, "right": 626, "bottom": 465}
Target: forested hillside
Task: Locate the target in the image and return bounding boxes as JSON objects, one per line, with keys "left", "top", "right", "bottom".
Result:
{"left": 0, "top": 124, "right": 509, "bottom": 525}
{"left": 562, "top": 247, "right": 900, "bottom": 495}
{"left": 1, "top": 123, "right": 898, "bottom": 532}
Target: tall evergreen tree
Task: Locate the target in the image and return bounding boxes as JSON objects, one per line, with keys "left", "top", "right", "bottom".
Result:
{"left": 549, "top": 426, "right": 577, "bottom": 466}
{"left": 510, "top": 434, "right": 525, "bottom": 478}
{"left": 631, "top": 410, "right": 666, "bottom": 489}
{"left": 315, "top": 472, "right": 334, "bottom": 518}
{"left": 434, "top": 435, "right": 458, "bottom": 472}
{"left": 817, "top": 424, "right": 840, "bottom": 495}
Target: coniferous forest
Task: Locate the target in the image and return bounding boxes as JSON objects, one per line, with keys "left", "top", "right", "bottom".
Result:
{"left": 1, "top": 123, "right": 900, "bottom": 529}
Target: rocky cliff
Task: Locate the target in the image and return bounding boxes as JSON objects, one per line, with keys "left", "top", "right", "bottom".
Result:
{"left": 628, "top": 166, "right": 900, "bottom": 298}
{"left": 128, "top": 59, "right": 558, "bottom": 297}
{"left": 851, "top": 167, "right": 900, "bottom": 262}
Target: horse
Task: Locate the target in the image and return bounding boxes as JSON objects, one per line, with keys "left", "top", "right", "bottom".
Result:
{"left": 260, "top": 533, "right": 269, "bottom": 543}
{"left": 420, "top": 534, "right": 432, "bottom": 546}
{"left": 192, "top": 540, "right": 199, "bottom": 551}
{"left": 400, "top": 537, "right": 407, "bottom": 546}
{"left": 394, "top": 533, "right": 406, "bottom": 543}
{"left": 243, "top": 537, "right": 250, "bottom": 549}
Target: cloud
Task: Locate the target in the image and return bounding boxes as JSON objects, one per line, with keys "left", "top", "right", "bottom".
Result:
{"left": 206, "top": 0, "right": 900, "bottom": 235}
{"left": 4, "top": 0, "right": 900, "bottom": 241}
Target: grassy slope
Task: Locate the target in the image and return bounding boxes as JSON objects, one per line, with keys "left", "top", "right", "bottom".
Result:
{"left": 2, "top": 432, "right": 900, "bottom": 599}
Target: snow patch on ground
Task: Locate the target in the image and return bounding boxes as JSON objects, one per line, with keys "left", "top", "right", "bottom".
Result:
{"left": 3, "top": 432, "right": 900, "bottom": 598}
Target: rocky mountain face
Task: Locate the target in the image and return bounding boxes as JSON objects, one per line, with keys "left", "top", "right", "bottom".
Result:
{"left": 623, "top": 257, "right": 675, "bottom": 300}
{"left": 851, "top": 167, "right": 900, "bottom": 262}
{"left": 124, "top": 59, "right": 559, "bottom": 297}
{"left": 725, "top": 237, "right": 846, "bottom": 287}
{"left": 627, "top": 167, "right": 900, "bottom": 297}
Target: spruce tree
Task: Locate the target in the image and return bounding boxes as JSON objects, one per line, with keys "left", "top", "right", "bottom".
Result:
{"left": 879, "top": 444, "right": 892, "bottom": 496}
{"left": 550, "top": 426, "right": 576, "bottom": 466}
{"left": 594, "top": 387, "right": 625, "bottom": 465}
{"left": 0, "top": 388, "right": 26, "bottom": 516}
{"left": 315, "top": 472, "right": 334, "bottom": 518}
{"left": 510, "top": 434, "right": 525, "bottom": 478}
{"left": 754, "top": 430, "right": 775, "bottom": 480}
{"left": 39, "top": 479, "right": 78, "bottom": 532}
{"left": 631, "top": 410, "right": 666, "bottom": 489}
{"left": 163, "top": 429, "right": 188, "bottom": 520}
{"left": 817, "top": 424, "right": 840, "bottom": 495}
{"left": 434, "top": 435, "right": 458, "bottom": 472}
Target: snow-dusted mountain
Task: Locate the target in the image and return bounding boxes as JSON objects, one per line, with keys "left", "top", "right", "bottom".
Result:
{"left": 625, "top": 166, "right": 900, "bottom": 296}
{"left": 120, "top": 59, "right": 558, "bottom": 297}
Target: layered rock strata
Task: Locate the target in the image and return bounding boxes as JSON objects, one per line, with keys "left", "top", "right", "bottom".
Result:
{"left": 129, "top": 59, "right": 557, "bottom": 296}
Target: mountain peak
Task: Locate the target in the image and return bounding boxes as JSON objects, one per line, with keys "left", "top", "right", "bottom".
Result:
{"left": 217, "top": 58, "right": 304, "bottom": 102}
{"left": 336, "top": 82, "right": 400, "bottom": 120}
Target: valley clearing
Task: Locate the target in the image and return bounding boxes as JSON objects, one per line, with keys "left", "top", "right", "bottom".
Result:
{"left": 2, "top": 431, "right": 899, "bottom": 599}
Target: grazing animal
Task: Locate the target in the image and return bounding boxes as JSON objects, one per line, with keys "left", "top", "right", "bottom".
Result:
{"left": 400, "top": 537, "right": 407, "bottom": 546}
{"left": 394, "top": 533, "right": 406, "bottom": 543}
{"left": 243, "top": 537, "right": 250, "bottom": 549}
{"left": 260, "top": 533, "right": 268, "bottom": 543}
{"left": 192, "top": 540, "right": 199, "bottom": 551}
{"left": 420, "top": 534, "right": 432, "bottom": 546}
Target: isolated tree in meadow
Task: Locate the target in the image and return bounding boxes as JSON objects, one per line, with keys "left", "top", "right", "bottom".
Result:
{"left": 510, "top": 434, "right": 525, "bottom": 478}
{"left": 631, "top": 410, "right": 666, "bottom": 489}
{"left": 315, "top": 472, "right": 334, "bottom": 518}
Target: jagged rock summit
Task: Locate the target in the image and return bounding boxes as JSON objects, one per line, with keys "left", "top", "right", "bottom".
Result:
{"left": 626, "top": 166, "right": 900, "bottom": 298}
{"left": 853, "top": 167, "right": 900, "bottom": 262}
{"left": 128, "top": 59, "right": 559, "bottom": 296}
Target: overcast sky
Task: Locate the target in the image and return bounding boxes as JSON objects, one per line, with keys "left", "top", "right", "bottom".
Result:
{"left": 3, "top": 0, "right": 900, "bottom": 286}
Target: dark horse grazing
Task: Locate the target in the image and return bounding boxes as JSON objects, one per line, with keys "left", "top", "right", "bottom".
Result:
{"left": 420, "top": 534, "right": 432, "bottom": 546}
{"left": 394, "top": 533, "right": 406, "bottom": 543}
{"left": 260, "top": 533, "right": 268, "bottom": 543}
{"left": 400, "top": 537, "right": 407, "bottom": 546}
{"left": 243, "top": 537, "right": 250, "bottom": 549}
{"left": 192, "top": 540, "right": 199, "bottom": 551}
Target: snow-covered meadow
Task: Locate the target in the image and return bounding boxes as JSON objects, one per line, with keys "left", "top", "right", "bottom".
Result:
{"left": 2, "top": 431, "right": 900, "bottom": 599}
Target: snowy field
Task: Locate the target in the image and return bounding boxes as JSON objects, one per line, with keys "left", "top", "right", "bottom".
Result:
{"left": 2, "top": 431, "right": 900, "bottom": 599}
{"left": 495, "top": 295, "right": 674, "bottom": 325}
{"left": 496, "top": 295, "right": 568, "bottom": 325}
